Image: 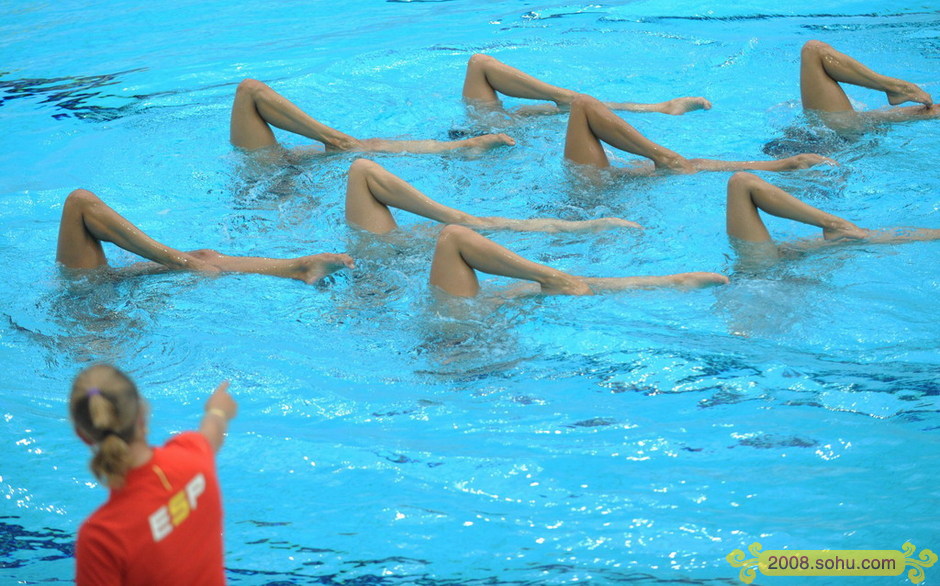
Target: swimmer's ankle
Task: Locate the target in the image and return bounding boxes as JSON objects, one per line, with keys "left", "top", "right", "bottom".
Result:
{"left": 171, "top": 254, "right": 219, "bottom": 273}
{"left": 656, "top": 155, "right": 695, "bottom": 174}
{"left": 291, "top": 253, "right": 354, "bottom": 284}
{"left": 553, "top": 89, "right": 579, "bottom": 108}
{"left": 326, "top": 137, "right": 364, "bottom": 152}
{"left": 538, "top": 272, "right": 593, "bottom": 296}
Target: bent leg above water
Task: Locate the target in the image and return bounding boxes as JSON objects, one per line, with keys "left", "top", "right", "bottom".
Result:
{"left": 429, "top": 225, "right": 591, "bottom": 297}
{"left": 463, "top": 54, "right": 712, "bottom": 117}
{"left": 346, "top": 159, "right": 641, "bottom": 234}
{"left": 725, "top": 172, "right": 865, "bottom": 242}
{"left": 563, "top": 94, "right": 691, "bottom": 171}
{"left": 462, "top": 53, "right": 577, "bottom": 108}
{"left": 56, "top": 189, "right": 217, "bottom": 272}
{"left": 345, "top": 159, "right": 476, "bottom": 233}
{"left": 563, "top": 95, "right": 831, "bottom": 174}
{"left": 55, "top": 189, "right": 352, "bottom": 283}
{"left": 800, "top": 40, "right": 933, "bottom": 113}
{"left": 229, "top": 78, "right": 360, "bottom": 151}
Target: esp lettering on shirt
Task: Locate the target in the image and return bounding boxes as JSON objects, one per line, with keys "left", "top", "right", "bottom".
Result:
{"left": 148, "top": 473, "right": 206, "bottom": 542}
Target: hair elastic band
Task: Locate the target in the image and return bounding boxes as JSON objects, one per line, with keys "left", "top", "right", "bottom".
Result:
{"left": 87, "top": 387, "right": 101, "bottom": 397}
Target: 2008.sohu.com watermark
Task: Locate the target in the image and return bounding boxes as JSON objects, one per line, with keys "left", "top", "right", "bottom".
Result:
{"left": 726, "top": 542, "right": 937, "bottom": 584}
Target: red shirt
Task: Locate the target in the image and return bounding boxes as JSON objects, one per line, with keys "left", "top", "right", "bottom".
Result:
{"left": 75, "top": 432, "right": 225, "bottom": 585}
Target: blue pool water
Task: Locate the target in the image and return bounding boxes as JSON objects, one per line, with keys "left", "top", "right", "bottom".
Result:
{"left": 1, "top": 1, "right": 939, "bottom": 584}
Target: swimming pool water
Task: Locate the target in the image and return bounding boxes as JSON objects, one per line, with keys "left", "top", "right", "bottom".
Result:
{"left": 1, "top": 1, "right": 939, "bottom": 584}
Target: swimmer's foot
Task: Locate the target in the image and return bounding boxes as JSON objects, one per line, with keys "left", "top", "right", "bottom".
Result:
{"left": 668, "top": 272, "right": 730, "bottom": 289}
{"left": 660, "top": 97, "right": 713, "bottom": 115}
{"left": 538, "top": 273, "right": 593, "bottom": 296}
{"left": 291, "top": 253, "right": 355, "bottom": 284}
{"left": 823, "top": 220, "right": 869, "bottom": 241}
{"left": 885, "top": 79, "right": 933, "bottom": 107}
{"left": 775, "top": 153, "right": 838, "bottom": 170}
{"left": 465, "top": 133, "right": 515, "bottom": 149}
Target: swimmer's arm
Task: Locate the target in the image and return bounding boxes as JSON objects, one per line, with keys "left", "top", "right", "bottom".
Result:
{"left": 199, "top": 381, "right": 237, "bottom": 453}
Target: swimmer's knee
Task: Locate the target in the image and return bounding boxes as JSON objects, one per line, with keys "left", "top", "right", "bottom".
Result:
{"left": 348, "top": 157, "right": 379, "bottom": 178}
{"left": 729, "top": 171, "right": 757, "bottom": 183}
{"left": 64, "top": 188, "right": 100, "bottom": 209}
{"left": 236, "top": 78, "right": 267, "bottom": 97}
{"left": 437, "top": 224, "right": 474, "bottom": 244}
{"left": 467, "top": 53, "right": 495, "bottom": 69}
{"left": 569, "top": 93, "right": 600, "bottom": 113}
{"left": 727, "top": 172, "right": 758, "bottom": 198}
{"left": 801, "top": 40, "right": 830, "bottom": 59}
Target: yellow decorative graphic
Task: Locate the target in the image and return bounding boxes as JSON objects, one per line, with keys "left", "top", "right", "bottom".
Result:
{"left": 726, "top": 542, "right": 936, "bottom": 584}
{"left": 901, "top": 542, "right": 938, "bottom": 585}
{"left": 726, "top": 542, "right": 762, "bottom": 584}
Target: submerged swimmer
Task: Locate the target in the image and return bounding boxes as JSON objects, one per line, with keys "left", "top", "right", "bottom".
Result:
{"left": 57, "top": 188, "right": 353, "bottom": 283}
{"left": 344, "top": 158, "right": 641, "bottom": 234}
{"left": 70, "top": 364, "right": 236, "bottom": 584}
{"left": 726, "top": 171, "right": 940, "bottom": 258}
{"left": 230, "top": 79, "right": 514, "bottom": 157}
{"left": 461, "top": 53, "right": 712, "bottom": 117}
{"left": 428, "top": 225, "right": 728, "bottom": 297}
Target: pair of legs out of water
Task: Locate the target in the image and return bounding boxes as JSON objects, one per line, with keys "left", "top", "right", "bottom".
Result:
{"left": 56, "top": 162, "right": 705, "bottom": 296}
{"left": 56, "top": 161, "right": 940, "bottom": 297}
{"left": 229, "top": 41, "right": 938, "bottom": 173}
{"left": 229, "top": 52, "right": 818, "bottom": 174}
{"left": 57, "top": 41, "right": 940, "bottom": 295}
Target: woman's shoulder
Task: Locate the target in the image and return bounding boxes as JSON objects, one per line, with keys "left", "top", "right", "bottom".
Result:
{"left": 163, "top": 431, "right": 213, "bottom": 459}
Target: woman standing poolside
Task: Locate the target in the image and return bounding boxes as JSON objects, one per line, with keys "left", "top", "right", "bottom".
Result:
{"left": 70, "top": 364, "right": 237, "bottom": 585}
